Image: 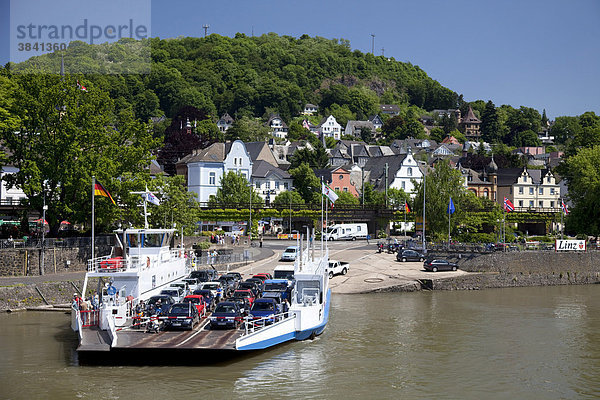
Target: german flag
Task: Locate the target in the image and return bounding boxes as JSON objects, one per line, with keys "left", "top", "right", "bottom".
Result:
{"left": 405, "top": 201, "right": 411, "bottom": 213}
{"left": 95, "top": 182, "right": 116, "bottom": 205}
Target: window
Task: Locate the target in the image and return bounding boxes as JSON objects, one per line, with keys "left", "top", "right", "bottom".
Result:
{"left": 518, "top": 187, "right": 523, "bottom": 195}
{"left": 233, "top": 158, "right": 237, "bottom": 166}
{"left": 407, "top": 167, "right": 412, "bottom": 176}
{"left": 539, "top": 201, "right": 543, "bottom": 208}
{"left": 550, "top": 201, "right": 555, "bottom": 208}
{"left": 484, "top": 189, "right": 489, "bottom": 198}
{"left": 529, "top": 187, "right": 534, "bottom": 195}
{"left": 539, "top": 187, "right": 543, "bottom": 195}
{"left": 550, "top": 188, "right": 555, "bottom": 195}
{"left": 523, "top": 176, "right": 527, "bottom": 182}
{"left": 209, "top": 172, "right": 216, "bottom": 185}
{"left": 335, "top": 187, "right": 340, "bottom": 191}
{"left": 339, "top": 175, "right": 344, "bottom": 180}
{"left": 266, "top": 181, "right": 271, "bottom": 189}
{"left": 255, "top": 182, "right": 260, "bottom": 189}
{"left": 547, "top": 177, "right": 552, "bottom": 183}
{"left": 529, "top": 200, "right": 534, "bottom": 207}
{"left": 241, "top": 172, "right": 247, "bottom": 179}
{"left": 519, "top": 200, "right": 523, "bottom": 207}
{"left": 402, "top": 181, "right": 405, "bottom": 189}
{"left": 343, "top": 187, "right": 348, "bottom": 192}
{"left": 275, "top": 181, "right": 280, "bottom": 189}
{"left": 284, "top": 182, "right": 289, "bottom": 190}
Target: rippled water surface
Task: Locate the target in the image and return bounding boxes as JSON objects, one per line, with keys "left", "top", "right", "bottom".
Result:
{"left": 1, "top": 285, "right": 600, "bottom": 399}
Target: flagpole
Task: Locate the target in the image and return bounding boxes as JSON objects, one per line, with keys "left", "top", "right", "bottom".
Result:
{"left": 404, "top": 202, "right": 407, "bottom": 238}
{"left": 321, "top": 178, "right": 324, "bottom": 257}
{"left": 91, "top": 176, "right": 95, "bottom": 262}
{"left": 560, "top": 198, "right": 564, "bottom": 240}
{"left": 503, "top": 208, "right": 506, "bottom": 253}
{"left": 448, "top": 195, "right": 451, "bottom": 246}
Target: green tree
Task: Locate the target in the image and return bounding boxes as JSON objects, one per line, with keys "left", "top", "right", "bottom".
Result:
{"left": 387, "top": 188, "right": 409, "bottom": 209}
{"left": 412, "top": 160, "right": 473, "bottom": 240}
{"left": 429, "top": 127, "right": 445, "bottom": 143}
{"left": 512, "top": 129, "right": 541, "bottom": 147}
{"left": 288, "top": 163, "right": 321, "bottom": 204}
{"left": 0, "top": 74, "right": 158, "bottom": 235}
{"left": 226, "top": 116, "right": 271, "bottom": 142}
{"left": 362, "top": 182, "right": 384, "bottom": 205}
{"left": 208, "top": 171, "right": 263, "bottom": 207}
{"left": 360, "top": 127, "right": 373, "bottom": 144}
{"left": 335, "top": 190, "right": 359, "bottom": 206}
{"left": 289, "top": 142, "right": 329, "bottom": 169}
{"left": 481, "top": 100, "right": 501, "bottom": 143}
{"left": 561, "top": 145, "right": 600, "bottom": 236}
{"left": 272, "top": 190, "right": 305, "bottom": 207}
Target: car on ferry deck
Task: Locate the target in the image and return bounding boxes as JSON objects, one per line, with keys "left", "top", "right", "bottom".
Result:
{"left": 160, "top": 288, "right": 184, "bottom": 303}
{"left": 238, "top": 281, "right": 261, "bottom": 298}
{"left": 192, "top": 289, "right": 216, "bottom": 311}
{"left": 423, "top": 259, "right": 459, "bottom": 272}
{"left": 146, "top": 295, "right": 176, "bottom": 314}
{"left": 189, "top": 269, "right": 218, "bottom": 283}
{"left": 182, "top": 295, "right": 207, "bottom": 316}
{"left": 201, "top": 281, "right": 225, "bottom": 299}
{"left": 249, "top": 298, "right": 279, "bottom": 324}
{"left": 245, "top": 278, "right": 265, "bottom": 295}
{"left": 163, "top": 302, "right": 200, "bottom": 330}
{"left": 209, "top": 301, "right": 243, "bottom": 329}
{"left": 231, "top": 289, "right": 255, "bottom": 307}
{"left": 263, "top": 279, "right": 293, "bottom": 301}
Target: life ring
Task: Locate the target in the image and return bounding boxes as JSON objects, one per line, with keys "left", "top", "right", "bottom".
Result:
{"left": 146, "top": 257, "right": 150, "bottom": 268}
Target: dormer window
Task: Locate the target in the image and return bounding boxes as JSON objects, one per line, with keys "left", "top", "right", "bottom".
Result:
{"left": 523, "top": 176, "right": 527, "bottom": 182}
{"left": 407, "top": 167, "right": 412, "bottom": 176}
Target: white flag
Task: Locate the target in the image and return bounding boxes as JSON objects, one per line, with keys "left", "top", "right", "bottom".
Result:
{"left": 322, "top": 183, "right": 338, "bottom": 203}
{"left": 143, "top": 191, "right": 160, "bottom": 205}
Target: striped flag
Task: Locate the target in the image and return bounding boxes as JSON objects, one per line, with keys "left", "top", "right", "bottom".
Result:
{"left": 95, "top": 182, "right": 116, "bottom": 205}
{"left": 77, "top": 80, "right": 87, "bottom": 91}
{"left": 503, "top": 197, "right": 514, "bottom": 212}
{"left": 404, "top": 201, "right": 411, "bottom": 213}
{"left": 322, "top": 183, "right": 339, "bottom": 203}
{"left": 561, "top": 199, "right": 569, "bottom": 215}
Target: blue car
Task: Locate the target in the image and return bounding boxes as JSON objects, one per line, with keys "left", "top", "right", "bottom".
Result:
{"left": 263, "top": 279, "right": 292, "bottom": 301}
{"left": 249, "top": 298, "right": 280, "bottom": 324}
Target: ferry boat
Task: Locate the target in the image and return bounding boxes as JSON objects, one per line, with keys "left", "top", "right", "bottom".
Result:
{"left": 71, "top": 226, "right": 331, "bottom": 356}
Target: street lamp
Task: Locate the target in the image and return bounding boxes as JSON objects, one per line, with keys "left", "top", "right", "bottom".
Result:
{"left": 289, "top": 186, "right": 295, "bottom": 236}
{"left": 248, "top": 183, "right": 252, "bottom": 239}
{"left": 40, "top": 195, "right": 48, "bottom": 276}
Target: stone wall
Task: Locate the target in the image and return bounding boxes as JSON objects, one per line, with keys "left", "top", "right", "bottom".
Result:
{"left": 0, "top": 245, "right": 111, "bottom": 276}
{"left": 0, "top": 280, "right": 85, "bottom": 311}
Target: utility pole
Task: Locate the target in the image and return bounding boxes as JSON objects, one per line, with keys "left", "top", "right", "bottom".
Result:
{"left": 384, "top": 162, "right": 389, "bottom": 208}
{"left": 203, "top": 24, "right": 210, "bottom": 37}
{"left": 40, "top": 194, "right": 47, "bottom": 276}
{"left": 361, "top": 167, "right": 365, "bottom": 207}
{"left": 370, "top": 34, "right": 375, "bottom": 55}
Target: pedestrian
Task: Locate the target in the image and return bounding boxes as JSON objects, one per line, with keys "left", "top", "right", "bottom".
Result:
{"left": 366, "top": 234, "right": 371, "bottom": 244}
{"left": 260, "top": 235, "right": 263, "bottom": 248}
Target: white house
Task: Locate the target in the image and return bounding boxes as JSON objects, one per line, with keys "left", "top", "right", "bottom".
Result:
{"left": 251, "top": 160, "right": 293, "bottom": 206}
{"left": 364, "top": 149, "right": 423, "bottom": 198}
{"left": 176, "top": 140, "right": 252, "bottom": 203}
{"left": 0, "top": 166, "right": 27, "bottom": 204}
{"left": 302, "top": 104, "right": 319, "bottom": 115}
{"left": 318, "top": 115, "right": 341, "bottom": 140}
{"left": 265, "top": 115, "right": 288, "bottom": 139}
{"left": 216, "top": 113, "right": 234, "bottom": 132}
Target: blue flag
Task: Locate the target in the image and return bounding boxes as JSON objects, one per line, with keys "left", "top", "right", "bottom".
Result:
{"left": 447, "top": 197, "right": 455, "bottom": 214}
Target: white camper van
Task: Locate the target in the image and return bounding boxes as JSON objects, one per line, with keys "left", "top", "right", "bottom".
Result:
{"left": 324, "top": 223, "right": 368, "bottom": 241}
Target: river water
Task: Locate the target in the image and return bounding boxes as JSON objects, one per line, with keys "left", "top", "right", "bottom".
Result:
{"left": 1, "top": 285, "right": 600, "bottom": 399}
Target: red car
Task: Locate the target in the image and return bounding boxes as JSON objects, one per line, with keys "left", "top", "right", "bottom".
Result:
{"left": 252, "top": 273, "right": 273, "bottom": 281}
{"left": 182, "top": 295, "right": 207, "bottom": 316}
{"left": 232, "top": 289, "right": 255, "bottom": 307}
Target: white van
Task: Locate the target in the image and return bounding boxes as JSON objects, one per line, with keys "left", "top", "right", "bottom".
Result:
{"left": 324, "top": 223, "right": 368, "bottom": 241}
{"left": 273, "top": 264, "right": 295, "bottom": 280}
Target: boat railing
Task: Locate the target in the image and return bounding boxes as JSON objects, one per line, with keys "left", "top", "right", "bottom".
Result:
{"left": 87, "top": 255, "right": 127, "bottom": 272}
{"left": 80, "top": 309, "right": 100, "bottom": 327}
{"left": 243, "top": 311, "right": 294, "bottom": 335}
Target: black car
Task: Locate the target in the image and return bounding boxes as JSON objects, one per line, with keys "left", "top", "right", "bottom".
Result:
{"left": 218, "top": 275, "right": 237, "bottom": 295}
{"left": 228, "top": 296, "right": 251, "bottom": 316}
{"left": 238, "top": 281, "right": 261, "bottom": 298}
{"left": 189, "top": 269, "right": 218, "bottom": 283}
{"left": 245, "top": 278, "right": 265, "bottom": 295}
{"left": 209, "top": 301, "right": 243, "bottom": 329}
{"left": 146, "top": 295, "right": 176, "bottom": 314}
{"left": 162, "top": 302, "right": 200, "bottom": 330}
{"left": 397, "top": 249, "right": 425, "bottom": 262}
{"left": 423, "top": 259, "right": 459, "bottom": 272}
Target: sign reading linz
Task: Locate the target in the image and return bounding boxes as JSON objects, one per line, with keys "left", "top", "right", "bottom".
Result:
{"left": 555, "top": 240, "right": 586, "bottom": 251}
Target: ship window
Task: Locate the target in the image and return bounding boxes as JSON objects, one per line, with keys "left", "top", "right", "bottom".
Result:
{"left": 142, "top": 233, "right": 163, "bottom": 247}
{"left": 127, "top": 233, "right": 139, "bottom": 247}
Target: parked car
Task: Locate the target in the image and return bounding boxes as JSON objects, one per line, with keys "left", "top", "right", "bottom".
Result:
{"left": 263, "top": 279, "right": 292, "bottom": 300}
{"left": 397, "top": 249, "right": 425, "bottom": 262}
{"left": 163, "top": 302, "right": 200, "bottom": 330}
{"left": 160, "top": 288, "right": 184, "bottom": 303}
{"left": 228, "top": 297, "right": 251, "bottom": 316}
{"left": 182, "top": 278, "right": 200, "bottom": 291}
{"left": 280, "top": 246, "right": 298, "bottom": 261}
{"left": 209, "top": 301, "right": 243, "bottom": 329}
{"left": 224, "top": 272, "right": 243, "bottom": 282}
{"left": 218, "top": 275, "right": 238, "bottom": 295}
{"left": 201, "top": 281, "right": 225, "bottom": 299}
{"left": 192, "top": 289, "right": 216, "bottom": 310}
{"left": 189, "top": 269, "right": 218, "bottom": 283}
{"left": 238, "top": 281, "right": 261, "bottom": 298}
{"left": 423, "top": 259, "right": 459, "bottom": 272}
{"left": 328, "top": 261, "right": 350, "bottom": 278}
{"left": 182, "top": 295, "right": 207, "bottom": 316}
{"left": 245, "top": 278, "right": 265, "bottom": 294}
{"left": 146, "top": 295, "right": 176, "bottom": 314}
{"left": 252, "top": 273, "right": 273, "bottom": 281}
{"left": 231, "top": 289, "right": 256, "bottom": 307}
{"left": 249, "top": 298, "right": 280, "bottom": 324}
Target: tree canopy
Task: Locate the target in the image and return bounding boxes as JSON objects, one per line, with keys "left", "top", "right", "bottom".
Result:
{"left": 208, "top": 171, "right": 263, "bottom": 207}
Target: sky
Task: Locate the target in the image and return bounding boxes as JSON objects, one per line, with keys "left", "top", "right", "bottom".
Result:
{"left": 1, "top": 0, "right": 599, "bottom": 119}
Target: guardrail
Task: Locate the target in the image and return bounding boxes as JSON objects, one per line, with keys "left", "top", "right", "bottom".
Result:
{"left": 195, "top": 252, "right": 252, "bottom": 266}
{"left": 243, "top": 311, "right": 292, "bottom": 335}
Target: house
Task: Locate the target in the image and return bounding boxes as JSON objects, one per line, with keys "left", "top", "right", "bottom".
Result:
{"left": 363, "top": 149, "right": 423, "bottom": 196}
{"left": 460, "top": 106, "right": 481, "bottom": 140}
{"left": 245, "top": 141, "right": 279, "bottom": 168}
{"left": 0, "top": 166, "right": 27, "bottom": 205}
{"left": 315, "top": 166, "right": 359, "bottom": 197}
{"left": 176, "top": 140, "right": 252, "bottom": 203}
{"left": 265, "top": 115, "right": 289, "bottom": 139}
{"left": 369, "top": 115, "right": 384, "bottom": 131}
{"left": 433, "top": 109, "right": 461, "bottom": 120}
{"left": 344, "top": 120, "right": 375, "bottom": 139}
{"left": 251, "top": 160, "right": 293, "bottom": 206}
{"left": 216, "top": 113, "right": 234, "bottom": 133}
{"left": 459, "top": 158, "right": 498, "bottom": 201}
{"left": 516, "top": 147, "right": 545, "bottom": 157}
{"left": 302, "top": 104, "right": 319, "bottom": 115}
{"left": 496, "top": 167, "right": 560, "bottom": 210}
{"left": 380, "top": 104, "right": 400, "bottom": 116}
{"left": 318, "top": 115, "right": 342, "bottom": 140}
{"left": 463, "top": 141, "right": 491, "bottom": 153}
